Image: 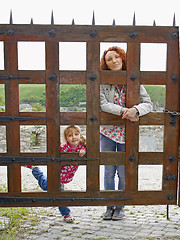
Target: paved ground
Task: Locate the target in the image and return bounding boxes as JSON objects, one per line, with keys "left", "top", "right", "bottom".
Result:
{"left": 24, "top": 204, "right": 180, "bottom": 240}
{"left": 1, "top": 166, "right": 180, "bottom": 239}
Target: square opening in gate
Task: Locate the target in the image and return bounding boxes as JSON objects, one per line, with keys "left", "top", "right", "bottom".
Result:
{"left": 0, "top": 166, "right": 7, "bottom": 192}
{"left": 20, "top": 125, "right": 47, "bottom": 153}
{"left": 0, "top": 41, "right": 4, "bottom": 70}
{"left": 59, "top": 42, "right": 86, "bottom": 70}
{"left": 140, "top": 43, "right": 167, "bottom": 71}
{"left": 18, "top": 42, "right": 45, "bottom": 70}
{"left": 139, "top": 125, "right": 164, "bottom": 152}
{"left": 144, "top": 85, "right": 165, "bottom": 112}
{"left": 61, "top": 165, "right": 86, "bottom": 192}
{"left": 60, "top": 84, "right": 86, "bottom": 112}
{"left": 0, "top": 126, "right": 6, "bottom": 153}
{"left": 21, "top": 165, "right": 47, "bottom": 192}
{"left": 138, "top": 165, "right": 163, "bottom": 190}
{"left": 19, "top": 84, "right": 46, "bottom": 112}
{"left": 0, "top": 84, "right": 5, "bottom": 112}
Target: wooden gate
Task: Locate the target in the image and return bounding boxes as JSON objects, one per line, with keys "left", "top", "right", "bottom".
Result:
{"left": 0, "top": 14, "right": 179, "bottom": 207}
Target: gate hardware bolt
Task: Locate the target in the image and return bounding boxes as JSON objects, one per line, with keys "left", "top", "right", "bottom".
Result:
{"left": 48, "top": 29, "right": 56, "bottom": 37}
{"left": 129, "top": 31, "right": 137, "bottom": 39}
{"left": 168, "top": 155, "right": 175, "bottom": 162}
{"left": 167, "top": 195, "right": 173, "bottom": 201}
{"left": 89, "top": 73, "right": 97, "bottom": 81}
{"left": 7, "top": 28, "right": 14, "bottom": 36}
{"left": 171, "top": 31, "right": 178, "bottom": 39}
{"left": 128, "top": 154, "right": 135, "bottom": 162}
{"left": 89, "top": 30, "right": 97, "bottom": 38}
{"left": 130, "top": 74, "right": 137, "bottom": 81}
{"left": 171, "top": 74, "right": 178, "bottom": 83}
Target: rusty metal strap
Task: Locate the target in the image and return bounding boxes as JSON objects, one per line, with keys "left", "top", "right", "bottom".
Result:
{"left": 0, "top": 196, "right": 132, "bottom": 204}
{"left": 0, "top": 156, "right": 97, "bottom": 164}
{"left": 0, "top": 116, "right": 48, "bottom": 121}
{"left": 0, "top": 75, "right": 30, "bottom": 80}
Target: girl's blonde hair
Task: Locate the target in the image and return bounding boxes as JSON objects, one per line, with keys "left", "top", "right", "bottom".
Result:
{"left": 64, "top": 125, "right": 86, "bottom": 147}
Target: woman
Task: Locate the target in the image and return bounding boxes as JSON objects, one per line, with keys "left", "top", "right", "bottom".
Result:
{"left": 100, "top": 46, "right": 153, "bottom": 220}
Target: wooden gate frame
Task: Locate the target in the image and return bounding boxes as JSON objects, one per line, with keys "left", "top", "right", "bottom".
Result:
{"left": 0, "top": 15, "right": 179, "bottom": 207}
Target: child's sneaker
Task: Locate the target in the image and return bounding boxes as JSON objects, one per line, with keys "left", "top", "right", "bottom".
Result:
{"left": 63, "top": 214, "right": 75, "bottom": 223}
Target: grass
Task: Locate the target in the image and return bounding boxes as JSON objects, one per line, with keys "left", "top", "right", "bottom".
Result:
{"left": 0, "top": 207, "right": 40, "bottom": 240}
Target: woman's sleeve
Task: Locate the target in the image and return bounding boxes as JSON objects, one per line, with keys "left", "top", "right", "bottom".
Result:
{"left": 133, "top": 85, "right": 153, "bottom": 116}
{"left": 100, "top": 85, "right": 122, "bottom": 116}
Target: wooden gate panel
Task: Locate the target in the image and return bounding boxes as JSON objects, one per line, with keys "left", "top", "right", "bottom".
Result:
{"left": 0, "top": 23, "right": 179, "bottom": 207}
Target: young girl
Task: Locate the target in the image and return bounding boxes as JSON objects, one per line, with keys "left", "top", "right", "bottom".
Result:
{"left": 27, "top": 125, "right": 86, "bottom": 223}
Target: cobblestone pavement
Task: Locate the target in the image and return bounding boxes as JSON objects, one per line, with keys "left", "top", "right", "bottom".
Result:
{"left": 23, "top": 204, "right": 180, "bottom": 240}
{"left": 1, "top": 166, "right": 180, "bottom": 239}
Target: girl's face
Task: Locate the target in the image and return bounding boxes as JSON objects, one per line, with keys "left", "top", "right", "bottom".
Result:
{"left": 66, "top": 130, "right": 81, "bottom": 146}
{"left": 105, "top": 50, "right": 123, "bottom": 71}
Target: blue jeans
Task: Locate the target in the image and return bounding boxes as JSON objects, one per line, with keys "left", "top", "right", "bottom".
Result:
{"left": 100, "top": 134, "right": 125, "bottom": 208}
{"left": 32, "top": 167, "right": 70, "bottom": 216}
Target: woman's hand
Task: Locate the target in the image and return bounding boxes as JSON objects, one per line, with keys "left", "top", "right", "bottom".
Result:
{"left": 77, "top": 149, "right": 86, "bottom": 157}
{"left": 121, "top": 107, "right": 139, "bottom": 121}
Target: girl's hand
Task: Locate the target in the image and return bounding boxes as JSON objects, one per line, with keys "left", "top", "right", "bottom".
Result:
{"left": 77, "top": 149, "right": 86, "bottom": 157}
{"left": 122, "top": 107, "right": 139, "bottom": 122}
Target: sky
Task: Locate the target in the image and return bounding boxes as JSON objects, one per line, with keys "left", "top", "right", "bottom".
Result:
{"left": 0, "top": 0, "right": 179, "bottom": 27}
{"left": 0, "top": 0, "right": 179, "bottom": 71}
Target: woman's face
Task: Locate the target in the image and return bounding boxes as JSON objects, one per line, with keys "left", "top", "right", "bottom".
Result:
{"left": 105, "top": 50, "right": 123, "bottom": 71}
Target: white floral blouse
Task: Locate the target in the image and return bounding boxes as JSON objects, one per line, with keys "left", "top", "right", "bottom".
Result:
{"left": 100, "top": 85, "right": 126, "bottom": 143}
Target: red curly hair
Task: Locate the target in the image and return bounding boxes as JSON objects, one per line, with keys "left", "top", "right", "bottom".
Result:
{"left": 100, "top": 46, "right": 127, "bottom": 70}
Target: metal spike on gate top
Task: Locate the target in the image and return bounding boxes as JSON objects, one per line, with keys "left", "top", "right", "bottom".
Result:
{"left": 92, "top": 11, "right": 95, "bottom": 25}
{"left": 112, "top": 19, "right": 116, "bottom": 25}
{"left": 153, "top": 20, "right": 156, "bottom": 26}
{"left": 72, "top": 19, "right": 75, "bottom": 25}
{"left": 51, "top": 10, "right": 54, "bottom": 25}
{"left": 173, "top": 13, "right": 176, "bottom": 26}
{"left": 133, "top": 12, "right": 136, "bottom": 26}
{"left": 30, "top": 18, "right": 33, "bottom": 24}
{"left": 9, "top": 10, "right": 13, "bottom": 24}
